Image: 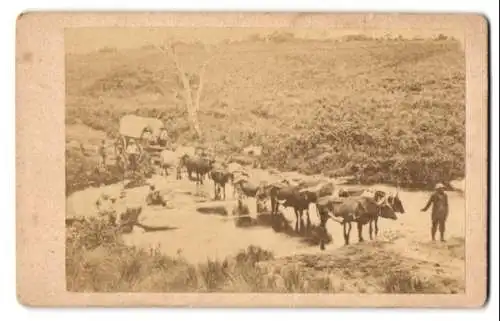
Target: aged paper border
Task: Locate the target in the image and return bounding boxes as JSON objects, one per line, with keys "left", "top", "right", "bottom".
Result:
{"left": 16, "top": 12, "right": 489, "bottom": 308}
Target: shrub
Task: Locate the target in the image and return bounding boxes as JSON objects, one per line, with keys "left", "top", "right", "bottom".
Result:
{"left": 383, "top": 271, "right": 428, "bottom": 293}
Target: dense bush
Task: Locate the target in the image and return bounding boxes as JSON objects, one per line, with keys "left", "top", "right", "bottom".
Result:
{"left": 261, "top": 104, "right": 465, "bottom": 189}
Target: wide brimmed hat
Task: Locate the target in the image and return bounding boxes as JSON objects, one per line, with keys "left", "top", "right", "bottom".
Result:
{"left": 435, "top": 183, "right": 445, "bottom": 190}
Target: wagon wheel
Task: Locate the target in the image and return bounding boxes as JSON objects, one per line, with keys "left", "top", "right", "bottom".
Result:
{"left": 136, "top": 142, "right": 145, "bottom": 164}
{"left": 114, "top": 136, "right": 126, "bottom": 156}
{"left": 134, "top": 127, "right": 154, "bottom": 164}
{"left": 124, "top": 141, "right": 150, "bottom": 179}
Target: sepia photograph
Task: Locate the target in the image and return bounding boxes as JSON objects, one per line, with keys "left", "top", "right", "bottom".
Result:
{"left": 16, "top": 12, "right": 488, "bottom": 307}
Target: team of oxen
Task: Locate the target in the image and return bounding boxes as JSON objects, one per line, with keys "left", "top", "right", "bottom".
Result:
{"left": 157, "top": 145, "right": 406, "bottom": 251}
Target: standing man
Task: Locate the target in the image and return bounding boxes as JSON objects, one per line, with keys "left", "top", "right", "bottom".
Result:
{"left": 126, "top": 139, "right": 140, "bottom": 172}
{"left": 421, "top": 183, "right": 449, "bottom": 242}
{"left": 98, "top": 139, "right": 107, "bottom": 168}
{"left": 158, "top": 128, "right": 169, "bottom": 147}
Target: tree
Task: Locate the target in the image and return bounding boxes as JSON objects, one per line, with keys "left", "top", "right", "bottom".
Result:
{"left": 156, "top": 41, "right": 216, "bottom": 140}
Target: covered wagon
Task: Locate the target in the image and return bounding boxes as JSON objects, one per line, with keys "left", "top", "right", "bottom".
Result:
{"left": 114, "top": 114, "right": 169, "bottom": 171}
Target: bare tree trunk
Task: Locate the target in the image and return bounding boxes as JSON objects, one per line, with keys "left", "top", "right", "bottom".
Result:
{"left": 187, "top": 102, "right": 202, "bottom": 138}
{"left": 157, "top": 43, "right": 215, "bottom": 140}
{"left": 194, "top": 57, "right": 213, "bottom": 114}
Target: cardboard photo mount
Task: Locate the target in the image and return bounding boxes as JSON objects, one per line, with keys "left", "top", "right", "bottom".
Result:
{"left": 16, "top": 12, "right": 489, "bottom": 308}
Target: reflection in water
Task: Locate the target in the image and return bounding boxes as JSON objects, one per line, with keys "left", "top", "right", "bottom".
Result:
{"left": 67, "top": 177, "right": 465, "bottom": 264}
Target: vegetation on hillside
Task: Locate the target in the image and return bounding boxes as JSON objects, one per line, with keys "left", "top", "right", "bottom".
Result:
{"left": 65, "top": 34, "right": 465, "bottom": 192}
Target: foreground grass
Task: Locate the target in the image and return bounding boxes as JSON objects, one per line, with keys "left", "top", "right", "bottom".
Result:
{"left": 67, "top": 218, "right": 285, "bottom": 292}
{"left": 66, "top": 218, "right": 464, "bottom": 293}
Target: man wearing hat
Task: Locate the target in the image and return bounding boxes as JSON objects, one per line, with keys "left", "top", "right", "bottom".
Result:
{"left": 126, "top": 139, "right": 140, "bottom": 172}
{"left": 421, "top": 183, "right": 449, "bottom": 242}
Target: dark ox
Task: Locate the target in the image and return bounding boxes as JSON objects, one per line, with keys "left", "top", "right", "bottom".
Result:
{"left": 357, "top": 189, "right": 406, "bottom": 228}
{"left": 316, "top": 191, "right": 405, "bottom": 250}
{"left": 385, "top": 192, "right": 406, "bottom": 214}
{"left": 209, "top": 168, "right": 233, "bottom": 200}
{"left": 179, "top": 155, "right": 216, "bottom": 185}
{"left": 315, "top": 195, "right": 392, "bottom": 250}
{"left": 297, "top": 181, "right": 336, "bottom": 227}
{"left": 261, "top": 183, "right": 315, "bottom": 233}
{"left": 345, "top": 189, "right": 406, "bottom": 217}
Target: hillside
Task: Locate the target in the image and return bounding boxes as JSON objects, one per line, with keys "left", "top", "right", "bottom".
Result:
{"left": 66, "top": 36, "right": 465, "bottom": 189}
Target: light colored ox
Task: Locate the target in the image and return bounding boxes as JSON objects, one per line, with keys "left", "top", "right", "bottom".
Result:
{"left": 158, "top": 145, "right": 197, "bottom": 179}
{"left": 158, "top": 150, "right": 182, "bottom": 179}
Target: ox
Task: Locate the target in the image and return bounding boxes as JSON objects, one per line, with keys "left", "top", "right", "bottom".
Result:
{"left": 232, "top": 177, "right": 269, "bottom": 213}
{"left": 226, "top": 162, "right": 250, "bottom": 198}
{"left": 259, "top": 182, "right": 315, "bottom": 233}
{"left": 179, "top": 154, "right": 216, "bottom": 185}
{"left": 295, "top": 180, "right": 336, "bottom": 228}
{"left": 158, "top": 150, "right": 182, "bottom": 179}
{"left": 316, "top": 192, "right": 404, "bottom": 250}
{"left": 233, "top": 177, "right": 260, "bottom": 199}
{"left": 209, "top": 168, "right": 233, "bottom": 200}
{"left": 337, "top": 189, "right": 406, "bottom": 236}
{"left": 173, "top": 145, "right": 197, "bottom": 179}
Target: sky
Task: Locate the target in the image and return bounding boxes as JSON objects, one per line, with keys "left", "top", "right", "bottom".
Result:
{"left": 65, "top": 27, "right": 464, "bottom": 54}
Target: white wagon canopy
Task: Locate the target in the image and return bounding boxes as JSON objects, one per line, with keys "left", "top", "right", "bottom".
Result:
{"left": 119, "top": 114, "right": 165, "bottom": 140}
